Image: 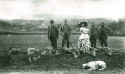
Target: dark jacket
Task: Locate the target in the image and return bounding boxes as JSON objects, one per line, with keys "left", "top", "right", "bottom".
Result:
{"left": 90, "top": 26, "right": 99, "bottom": 36}
{"left": 98, "top": 26, "right": 111, "bottom": 39}
{"left": 48, "top": 25, "right": 59, "bottom": 39}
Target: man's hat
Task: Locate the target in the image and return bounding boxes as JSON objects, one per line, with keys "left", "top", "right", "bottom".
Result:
{"left": 78, "top": 22, "right": 87, "bottom": 27}
{"left": 101, "top": 22, "right": 105, "bottom": 27}
{"left": 50, "top": 20, "right": 54, "bottom": 23}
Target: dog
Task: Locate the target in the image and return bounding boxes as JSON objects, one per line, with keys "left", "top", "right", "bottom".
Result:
{"left": 82, "top": 60, "right": 106, "bottom": 71}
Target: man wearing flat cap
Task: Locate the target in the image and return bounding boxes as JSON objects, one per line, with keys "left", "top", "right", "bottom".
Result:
{"left": 48, "top": 20, "right": 59, "bottom": 53}
{"left": 60, "top": 20, "right": 72, "bottom": 49}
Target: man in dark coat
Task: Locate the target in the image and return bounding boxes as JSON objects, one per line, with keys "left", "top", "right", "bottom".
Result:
{"left": 98, "top": 22, "right": 111, "bottom": 47}
{"left": 48, "top": 20, "right": 59, "bottom": 52}
{"left": 90, "top": 22, "right": 99, "bottom": 48}
{"left": 60, "top": 20, "right": 72, "bottom": 48}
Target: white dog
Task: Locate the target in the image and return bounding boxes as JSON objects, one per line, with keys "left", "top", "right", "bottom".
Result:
{"left": 82, "top": 61, "right": 106, "bottom": 71}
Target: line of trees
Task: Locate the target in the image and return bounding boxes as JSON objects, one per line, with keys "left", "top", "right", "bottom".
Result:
{"left": 0, "top": 19, "right": 125, "bottom": 36}
{"left": 107, "top": 20, "right": 125, "bottom": 36}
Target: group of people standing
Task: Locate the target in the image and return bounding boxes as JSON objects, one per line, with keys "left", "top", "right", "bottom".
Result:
{"left": 90, "top": 22, "right": 111, "bottom": 48}
{"left": 48, "top": 20, "right": 71, "bottom": 53}
{"left": 48, "top": 20, "right": 111, "bottom": 53}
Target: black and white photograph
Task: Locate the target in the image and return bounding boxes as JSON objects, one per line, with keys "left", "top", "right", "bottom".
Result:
{"left": 0, "top": 0, "right": 125, "bottom": 74}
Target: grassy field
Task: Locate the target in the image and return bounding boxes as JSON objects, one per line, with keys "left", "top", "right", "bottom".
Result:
{"left": 0, "top": 35, "right": 125, "bottom": 74}
{"left": 0, "top": 35, "right": 124, "bottom": 51}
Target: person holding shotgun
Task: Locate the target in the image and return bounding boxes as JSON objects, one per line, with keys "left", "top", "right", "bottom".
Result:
{"left": 60, "top": 20, "right": 72, "bottom": 49}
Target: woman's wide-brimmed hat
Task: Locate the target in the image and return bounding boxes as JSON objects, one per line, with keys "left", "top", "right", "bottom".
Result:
{"left": 78, "top": 22, "right": 87, "bottom": 27}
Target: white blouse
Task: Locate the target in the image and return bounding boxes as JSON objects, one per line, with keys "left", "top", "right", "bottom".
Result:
{"left": 79, "top": 27, "right": 89, "bottom": 40}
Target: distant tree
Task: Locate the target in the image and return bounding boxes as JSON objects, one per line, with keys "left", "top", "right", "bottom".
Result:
{"left": 0, "top": 20, "right": 11, "bottom": 28}
{"left": 116, "top": 19, "right": 124, "bottom": 30}
{"left": 107, "top": 19, "right": 125, "bottom": 36}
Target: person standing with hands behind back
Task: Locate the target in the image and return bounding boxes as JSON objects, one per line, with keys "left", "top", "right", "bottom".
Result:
{"left": 48, "top": 20, "right": 59, "bottom": 53}
{"left": 60, "top": 20, "right": 72, "bottom": 49}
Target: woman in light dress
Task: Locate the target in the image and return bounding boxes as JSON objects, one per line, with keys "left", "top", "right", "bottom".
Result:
{"left": 78, "top": 22, "right": 91, "bottom": 53}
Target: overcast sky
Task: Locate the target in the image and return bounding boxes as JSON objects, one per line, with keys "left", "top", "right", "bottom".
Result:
{"left": 0, "top": 0, "right": 125, "bottom": 20}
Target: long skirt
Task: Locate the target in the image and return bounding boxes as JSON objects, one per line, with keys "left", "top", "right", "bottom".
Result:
{"left": 78, "top": 35, "right": 91, "bottom": 54}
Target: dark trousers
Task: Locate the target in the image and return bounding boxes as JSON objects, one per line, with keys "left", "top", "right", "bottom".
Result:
{"left": 49, "top": 35, "right": 57, "bottom": 50}
{"left": 99, "top": 37, "right": 107, "bottom": 47}
{"left": 90, "top": 35, "right": 97, "bottom": 48}
{"left": 62, "top": 33, "right": 70, "bottom": 48}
